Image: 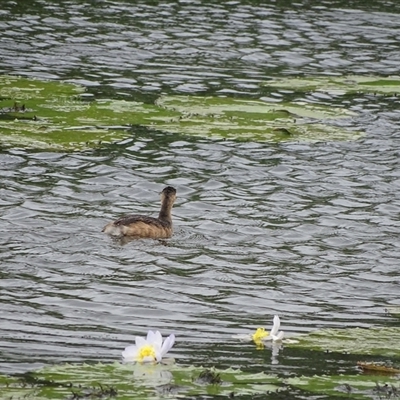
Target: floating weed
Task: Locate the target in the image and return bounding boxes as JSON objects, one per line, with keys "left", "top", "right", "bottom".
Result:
{"left": 373, "top": 382, "right": 399, "bottom": 399}
{"left": 285, "top": 327, "right": 400, "bottom": 357}
{"left": 0, "top": 75, "right": 365, "bottom": 150}
{"left": 68, "top": 384, "right": 117, "bottom": 399}
{"left": 385, "top": 306, "right": 400, "bottom": 318}
{"left": 287, "top": 374, "right": 400, "bottom": 400}
{"left": 156, "top": 95, "right": 357, "bottom": 119}
{"left": 262, "top": 75, "right": 400, "bottom": 95}
{"left": 3, "top": 361, "right": 399, "bottom": 399}
{"left": 357, "top": 361, "right": 400, "bottom": 375}
{"left": 0, "top": 363, "right": 280, "bottom": 399}
{"left": 195, "top": 369, "right": 222, "bottom": 385}
{"left": 154, "top": 95, "right": 363, "bottom": 142}
{"left": 0, "top": 75, "right": 166, "bottom": 150}
{"left": 154, "top": 383, "right": 185, "bottom": 396}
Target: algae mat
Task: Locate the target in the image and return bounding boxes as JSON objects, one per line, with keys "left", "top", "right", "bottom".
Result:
{"left": 0, "top": 75, "right": 370, "bottom": 150}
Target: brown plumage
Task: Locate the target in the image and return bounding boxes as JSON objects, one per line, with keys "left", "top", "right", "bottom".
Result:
{"left": 102, "top": 186, "right": 177, "bottom": 239}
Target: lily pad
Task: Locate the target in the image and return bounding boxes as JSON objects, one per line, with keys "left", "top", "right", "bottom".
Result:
{"left": 286, "top": 327, "right": 400, "bottom": 357}
{"left": 0, "top": 362, "right": 279, "bottom": 400}
{"left": 0, "top": 75, "right": 172, "bottom": 150}
{"left": 287, "top": 374, "right": 399, "bottom": 399}
{"left": 385, "top": 306, "right": 400, "bottom": 318}
{"left": 154, "top": 95, "right": 362, "bottom": 142}
{"left": 0, "top": 75, "right": 364, "bottom": 150}
{"left": 156, "top": 95, "right": 356, "bottom": 119}
{"left": 262, "top": 75, "right": 400, "bottom": 95}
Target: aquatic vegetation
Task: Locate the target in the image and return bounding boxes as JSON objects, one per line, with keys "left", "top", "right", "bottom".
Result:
{"left": 357, "top": 361, "right": 400, "bottom": 374}
{"left": 156, "top": 94, "right": 356, "bottom": 119}
{"left": 285, "top": 326, "right": 400, "bottom": 357}
{"left": 234, "top": 315, "right": 285, "bottom": 344}
{"left": 154, "top": 95, "right": 362, "bottom": 142}
{"left": 0, "top": 75, "right": 174, "bottom": 150}
{"left": 1, "top": 358, "right": 398, "bottom": 400}
{"left": 385, "top": 306, "right": 400, "bottom": 318}
{"left": 287, "top": 373, "right": 400, "bottom": 399}
{"left": 0, "top": 75, "right": 365, "bottom": 150}
{"left": 262, "top": 75, "right": 400, "bottom": 95}
{"left": 0, "top": 362, "right": 280, "bottom": 399}
{"left": 252, "top": 327, "right": 269, "bottom": 342}
{"left": 195, "top": 369, "right": 222, "bottom": 385}
{"left": 1, "top": 323, "right": 399, "bottom": 399}
{"left": 122, "top": 330, "right": 175, "bottom": 363}
{"left": 267, "top": 315, "right": 285, "bottom": 342}
{"left": 252, "top": 315, "right": 285, "bottom": 344}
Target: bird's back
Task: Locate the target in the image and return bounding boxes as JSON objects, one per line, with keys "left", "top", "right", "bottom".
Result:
{"left": 102, "top": 214, "right": 172, "bottom": 238}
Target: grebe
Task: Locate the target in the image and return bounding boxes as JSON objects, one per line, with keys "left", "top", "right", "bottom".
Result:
{"left": 102, "top": 186, "right": 177, "bottom": 239}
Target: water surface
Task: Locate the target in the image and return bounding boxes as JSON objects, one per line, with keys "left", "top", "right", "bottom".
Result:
{"left": 0, "top": 0, "right": 399, "bottom": 389}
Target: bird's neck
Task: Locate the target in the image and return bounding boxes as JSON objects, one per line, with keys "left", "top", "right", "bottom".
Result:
{"left": 158, "top": 201, "right": 172, "bottom": 222}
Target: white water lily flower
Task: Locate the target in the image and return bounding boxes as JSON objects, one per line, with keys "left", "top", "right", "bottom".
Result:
{"left": 232, "top": 315, "right": 285, "bottom": 343}
{"left": 268, "top": 315, "right": 284, "bottom": 342}
{"left": 251, "top": 315, "right": 284, "bottom": 343}
{"left": 122, "top": 330, "right": 175, "bottom": 363}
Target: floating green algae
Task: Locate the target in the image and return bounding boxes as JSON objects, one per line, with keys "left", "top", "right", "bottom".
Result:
{"left": 286, "top": 326, "right": 400, "bottom": 357}
{"left": 0, "top": 75, "right": 364, "bottom": 150}
{"left": 153, "top": 95, "right": 362, "bottom": 142}
{"left": 287, "top": 374, "right": 399, "bottom": 400}
{"left": 386, "top": 306, "right": 400, "bottom": 318}
{"left": 0, "top": 362, "right": 279, "bottom": 400}
{"left": 0, "top": 75, "right": 172, "bottom": 150}
{"left": 262, "top": 75, "right": 400, "bottom": 95}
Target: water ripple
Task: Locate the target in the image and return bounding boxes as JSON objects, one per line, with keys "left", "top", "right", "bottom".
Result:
{"left": 1, "top": 0, "right": 400, "bottom": 375}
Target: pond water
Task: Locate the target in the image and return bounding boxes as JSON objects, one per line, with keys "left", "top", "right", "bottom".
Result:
{"left": 0, "top": 0, "right": 400, "bottom": 397}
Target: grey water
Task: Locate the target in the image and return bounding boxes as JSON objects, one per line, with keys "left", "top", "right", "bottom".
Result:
{"left": 0, "top": 0, "right": 399, "bottom": 387}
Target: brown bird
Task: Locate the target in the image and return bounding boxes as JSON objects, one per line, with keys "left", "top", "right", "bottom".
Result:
{"left": 102, "top": 186, "right": 177, "bottom": 239}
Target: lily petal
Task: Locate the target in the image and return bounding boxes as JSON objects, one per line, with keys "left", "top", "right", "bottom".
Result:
{"left": 272, "top": 331, "right": 284, "bottom": 342}
{"left": 142, "top": 355, "right": 156, "bottom": 363}
{"left": 153, "top": 330, "right": 163, "bottom": 351}
{"left": 155, "top": 349, "right": 162, "bottom": 362}
{"left": 160, "top": 333, "right": 175, "bottom": 357}
{"left": 135, "top": 336, "right": 147, "bottom": 348}
{"left": 122, "top": 345, "right": 138, "bottom": 361}
{"left": 231, "top": 333, "right": 254, "bottom": 341}
{"left": 269, "top": 315, "right": 280, "bottom": 337}
{"left": 124, "top": 331, "right": 175, "bottom": 363}
{"left": 146, "top": 330, "right": 156, "bottom": 342}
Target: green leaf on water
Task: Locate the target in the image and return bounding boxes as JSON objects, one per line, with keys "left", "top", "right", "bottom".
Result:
{"left": 0, "top": 362, "right": 280, "bottom": 400}
{"left": 156, "top": 94, "right": 356, "bottom": 119}
{"left": 0, "top": 75, "right": 169, "bottom": 150}
{"left": 385, "top": 306, "right": 400, "bottom": 318}
{"left": 287, "top": 373, "right": 399, "bottom": 399}
{"left": 262, "top": 75, "right": 400, "bottom": 95}
{"left": 0, "top": 75, "right": 364, "bottom": 150}
{"left": 286, "top": 327, "right": 400, "bottom": 357}
{"left": 153, "top": 95, "right": 362, "bottom": 142}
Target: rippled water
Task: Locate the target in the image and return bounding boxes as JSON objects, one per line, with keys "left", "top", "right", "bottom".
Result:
{"left": 0, "top": 0, "right": 400, "bottom": 384}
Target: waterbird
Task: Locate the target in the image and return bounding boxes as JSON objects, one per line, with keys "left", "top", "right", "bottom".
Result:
{"left": 102, "top": 186, "right": 177, "bottom": 239}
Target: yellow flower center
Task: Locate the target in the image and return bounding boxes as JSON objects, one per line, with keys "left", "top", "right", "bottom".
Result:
{"left": 138, "top": 344, "right": 156, "bottom": 362}
{"left": 252, "top": 327, "right": 269, "bottom": 342}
